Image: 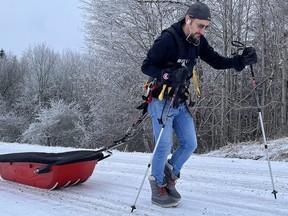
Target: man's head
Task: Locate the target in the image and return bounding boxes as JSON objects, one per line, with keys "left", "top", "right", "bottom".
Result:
{"left": 182, "top": 2, "right": 211, "bottom": 45}
{"left": 185, "top": 2, "right": 211, "bottom": 21}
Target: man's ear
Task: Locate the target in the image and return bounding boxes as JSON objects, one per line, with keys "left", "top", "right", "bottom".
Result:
{"left": 185, "top": 15, "right": 192, "bottom": 25}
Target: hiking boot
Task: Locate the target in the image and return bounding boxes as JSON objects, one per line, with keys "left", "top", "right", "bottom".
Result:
{"left": 164, "top": 160, "right": 181, "bottom": 201}
{"left": 148, "top": 175, "right": 178, "bottom": 208}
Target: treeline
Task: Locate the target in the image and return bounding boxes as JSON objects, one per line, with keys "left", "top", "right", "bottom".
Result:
{"left": 0, "top": 46, "right": 147, "bottom": 151}
{"left": 0, "top": 0, "right": 287, "bottom": 153}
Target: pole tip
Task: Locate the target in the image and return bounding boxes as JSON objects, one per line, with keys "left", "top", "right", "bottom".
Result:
{"left": 272, "top": 190, "right": 278, "bottom": 199}
{"left": 131, "top": 205, "right": 136, "bottom": 213}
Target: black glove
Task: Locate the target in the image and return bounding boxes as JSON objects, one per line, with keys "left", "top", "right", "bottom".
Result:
{"left": 242, "top": 47, "right": 257, "bottom": 66}
{"left": 161, "top": 66, "right": 188, "bottom": 86}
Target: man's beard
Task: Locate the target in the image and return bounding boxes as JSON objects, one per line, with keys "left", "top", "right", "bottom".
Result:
{"left": 186, "top": 33, "right": 200, "bottom": 46}
{"left": 191, "top": 34, "right": 200, "bottom": 46}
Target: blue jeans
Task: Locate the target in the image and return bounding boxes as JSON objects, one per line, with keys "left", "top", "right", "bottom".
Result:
{"left": 148, "top": 98, "right": 198, "bottom": 185}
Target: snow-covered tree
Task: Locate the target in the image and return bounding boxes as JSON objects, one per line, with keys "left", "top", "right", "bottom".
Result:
{"left": 0, "top": 112, "right": 25, "bottom": 142}
{"left": 20, "top": 43, "right": 59, "bottom": 108}
{"left": 22, "top": 100, "right": 86, "bottom": 147}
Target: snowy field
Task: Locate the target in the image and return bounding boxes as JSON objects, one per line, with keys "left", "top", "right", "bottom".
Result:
{"left": 0, "top": 138, "right": 288, "bottom": 216}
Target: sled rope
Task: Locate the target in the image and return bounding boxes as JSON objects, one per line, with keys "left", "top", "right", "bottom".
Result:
{"left": 109, "top": 112, "right": 149, "bottom": 150}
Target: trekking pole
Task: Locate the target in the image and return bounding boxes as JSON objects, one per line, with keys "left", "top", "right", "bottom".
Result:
{"left": 131, "top": 84, "right": 180, "bottom": 212}
{"left": 249, "top": 64, "right": 278, "bottom": 199}
{"left": 232, "top": 41, "right": 277, "bottom": 199}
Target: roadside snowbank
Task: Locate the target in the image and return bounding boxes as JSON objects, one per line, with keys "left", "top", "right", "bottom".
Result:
{"left": 205, "top": 137, "right": 288, "bottom": 161}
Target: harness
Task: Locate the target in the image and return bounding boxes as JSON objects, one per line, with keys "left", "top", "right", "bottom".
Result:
{"left": 138, "top": 27, "right": 201, "bottom": 113}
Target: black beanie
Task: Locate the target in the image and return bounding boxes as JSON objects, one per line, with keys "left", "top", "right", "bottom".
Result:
{"left": 185, "top": 2, "right": 211, "bottom": 21}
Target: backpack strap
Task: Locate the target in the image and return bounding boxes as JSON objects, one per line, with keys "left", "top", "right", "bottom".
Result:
{"left": 165, "top": 27, "right": 201, "bottom": 96}
{"left": 164, "top": 27, "right": 200, "bottom": 59}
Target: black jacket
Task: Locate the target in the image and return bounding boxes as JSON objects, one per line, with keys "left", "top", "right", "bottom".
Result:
{"left": 141, "top": 21, "right": 245, "bottom": 80}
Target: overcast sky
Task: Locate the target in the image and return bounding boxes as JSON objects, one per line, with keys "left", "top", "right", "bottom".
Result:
{"left": 0, "top": 0, "right": 84, "bottom": 57}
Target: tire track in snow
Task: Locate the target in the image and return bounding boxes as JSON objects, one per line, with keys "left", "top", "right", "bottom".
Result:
{"left": 1, "top": 148, "right": 288, "bottom": 216}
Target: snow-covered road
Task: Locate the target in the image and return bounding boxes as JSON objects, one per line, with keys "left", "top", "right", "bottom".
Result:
{"left": 0, "top": 143, "right": 287, "bottom": 216}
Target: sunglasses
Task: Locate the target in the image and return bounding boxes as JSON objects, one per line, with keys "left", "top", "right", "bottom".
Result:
{"left": 188, "top": 16, "right": 209, "bottom": 30}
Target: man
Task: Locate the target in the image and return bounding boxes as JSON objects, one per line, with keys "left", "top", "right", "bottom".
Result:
{"left": 141, "top": 2, "right": 257, "bottom": 208}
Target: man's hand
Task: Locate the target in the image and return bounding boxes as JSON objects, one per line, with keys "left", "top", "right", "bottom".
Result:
{"left": 242, "top": 47, "right": 257, "bottom": 65}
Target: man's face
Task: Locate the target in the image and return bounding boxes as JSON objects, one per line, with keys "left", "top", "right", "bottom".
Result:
{"left": 188, "top": 18, "right": 210, "bottom": 44}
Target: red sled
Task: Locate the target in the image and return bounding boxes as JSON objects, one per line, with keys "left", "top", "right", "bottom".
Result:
{"left": 0, "top": 111, "right": 147, "bottom": 190}
{"left": 0, "top": 150, "right": 111, "bottom": 190}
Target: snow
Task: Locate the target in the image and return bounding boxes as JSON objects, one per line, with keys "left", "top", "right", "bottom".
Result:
{"left": 205, "top": 137, "right": 288, "bottom": 162}
{"left": 0, "top": 139, "right": 288, "bottom": 216}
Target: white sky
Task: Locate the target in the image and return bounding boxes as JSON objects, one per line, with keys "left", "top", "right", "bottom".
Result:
{"left": 0, "top": 0, "right": 84, "bottom": 57}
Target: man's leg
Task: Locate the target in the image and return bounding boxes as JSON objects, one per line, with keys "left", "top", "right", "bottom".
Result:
{"left": 170, "top": 103, "right": 198, "bottom": 176}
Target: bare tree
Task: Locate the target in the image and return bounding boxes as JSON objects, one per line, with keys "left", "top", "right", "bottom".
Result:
{"left": 265, "top": 0, "right": 288, "bottom": 136}
{"left": 0, "top": 54, "right": 23, "bottom": 106}
{"left": 21, "top": 43, "right": 59, "bottom": 108}
{"left": 0, "top": 49, "right": 5, "bottom": 58}
{"left": 79, "top": 0, "right": 190, "bottom": 149}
